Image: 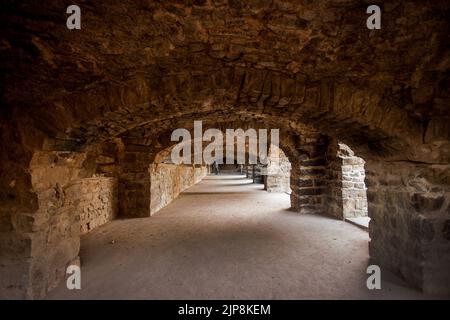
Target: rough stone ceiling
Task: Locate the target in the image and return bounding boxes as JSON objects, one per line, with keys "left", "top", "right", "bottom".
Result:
{"left": 0, "top": 0, "right": 449, "bottom": 160}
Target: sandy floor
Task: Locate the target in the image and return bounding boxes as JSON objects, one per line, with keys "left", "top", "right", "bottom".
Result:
{"left": 48, "top": 175, "right": 432, "bottom": 299}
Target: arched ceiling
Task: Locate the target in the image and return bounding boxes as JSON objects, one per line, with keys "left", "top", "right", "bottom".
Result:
{"left": 1, "top": 0, "right": 449, "bottom": 162}
{"left": 121, "top": 118, "right": 310, "bottom": 165}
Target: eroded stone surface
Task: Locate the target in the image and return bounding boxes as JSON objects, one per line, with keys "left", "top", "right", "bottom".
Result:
{"left": 79, "top": 177, "right": 118, "bottom": 235}
{"left": 150, "top": 164, "right": 208, "bottom": 215}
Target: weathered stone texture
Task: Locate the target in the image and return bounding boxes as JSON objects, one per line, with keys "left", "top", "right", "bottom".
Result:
{"left": 1, "top": 148, "right": 119, "bottom": 299}
{"left": 246, "top": 164, "right": 264, "bottom": 183}
{"left": 118, "top": 145, "right": 152, "bottom": 218}
{"left": 341, "top": 159, "right": 367, "bottom": 218}
{"left": 327, "top": 142, "right": 368, "bottom": 219}
{"left": 0, "top": 0, "right": 449, "bottom": 298}
{"left": 150, "top": 164, "right": 207, "bottom": 215}
{"left": 24, "top": 151, "right": 86, "bottom": 299}
{"left": 366, "top": 160, "right": 450, "bottom": 295}
{"left": 291, "top": 135, "right": 329, "bottom": 214}
{"left": 78, "top": 177, "right": 118, "bottom": 235}
{"left": 265, "top": 145, "right": 291, "bottom": 193}
{"left": 218, "top": 164, "right": 241, "bottom": 174}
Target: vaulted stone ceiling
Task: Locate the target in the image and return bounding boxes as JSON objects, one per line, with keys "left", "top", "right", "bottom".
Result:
{"left": 1, "top": 0, "right": 449, "bottom": 161}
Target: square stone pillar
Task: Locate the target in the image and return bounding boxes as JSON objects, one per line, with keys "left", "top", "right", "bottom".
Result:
{"left": 365, "top": 159, "right": 450, "bottom": 295}
{"left": 290, "top": 135, "right": 329, "bottom": 214}
{"left": 118, "top": 144, "right": 153, "bottom": 218}
{"left": 1, "top": 151, "right": 88, "bottom": 299}
{"left": 326, "top": 142, "right": 368, "bottom": 219}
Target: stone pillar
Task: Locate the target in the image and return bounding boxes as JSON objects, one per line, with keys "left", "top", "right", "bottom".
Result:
{"left": 78, "top": 177, "right": 118, "bottom": 234}
{"left": 0, "top": 165, "right": 38, "bottom": 299}
{"left": 290, "top": 135, "right": 329, "bottom": 214}
{"left": 265, "top": 145, "right": 291, "bottom": 193}
{"left": 0, "top": 151, "right": 90, "bottom": 299}
{"left": 1, "top": 135, "right": 123, "bottom": 299}
{"left": 327, "top": 143, "right": 368, "bottom": 219}
{"left": 366, "top": 160, "right": 450, "bottom": 295}
{"left": 326, "top": 146, "right": 344, "bottom": 219}
{"left": 118, "top": 144, "right": 152, "bottom": 218}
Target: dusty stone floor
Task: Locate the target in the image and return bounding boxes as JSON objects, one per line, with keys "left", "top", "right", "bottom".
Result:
{"left": 48, "top": 175, "right": 433, "bottom": 299}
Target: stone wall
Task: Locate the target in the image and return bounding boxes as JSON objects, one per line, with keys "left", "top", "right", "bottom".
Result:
{"left": 327, "top": 143, "right": 368, "bottom": 219}
{"left": 366, "top": 160, "right": 450, "bottom": 295}
{"left": 4, "top": 151, "right": 120, "bottom": 298}
{"left": 150, "top": 164, "right": 207, "bottom": 215}
{"left": 118, "top": 144, "right": 152, "bottom": 218}
{"left": 1, "top": 0, "right": 449, "bottom": 299}
{"left": 291, "top": 135, "right": 329, "bottom": 214}
{"left": 2, "top": 144, "right": 202, "bottom": 298}
{"left": 326, "top": 147, "right": 344, "bottom": 219}
{"left": 264, "top": 146, "right": 291, "bottom": 193}
{"left": 341, "top": 156, "right": 368, "bottom": 218}
{"left": 0, "top": 140, "right": 122, "bottom": 299}
{"left": 78, "top": 177, "right": 118, "bottom": 235}
{"left": 245, "top": 165, "right": 264, "bottom": 183}
{"left": 218, "top": 164, "right": 242, "bottom": 174}
{"left": 118, "top": 141, "right": 208, "bottom": 217}
{"left": 23, "top": 151, "right": 87, "bottom": 298}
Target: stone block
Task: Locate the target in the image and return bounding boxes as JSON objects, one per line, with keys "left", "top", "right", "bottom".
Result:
{"left": 299, "top": 187, "right": 324, "bottom": 196}
{"left": 298, "top": 179, "right": 313, "bottom": 187}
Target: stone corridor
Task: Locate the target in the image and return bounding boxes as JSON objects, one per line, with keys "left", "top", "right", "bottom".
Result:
{"left": 1, "top": 1, "right": 449, "bottom": 300}
{"left": 48, "top": 175, "right": 428, "bottom": 299}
